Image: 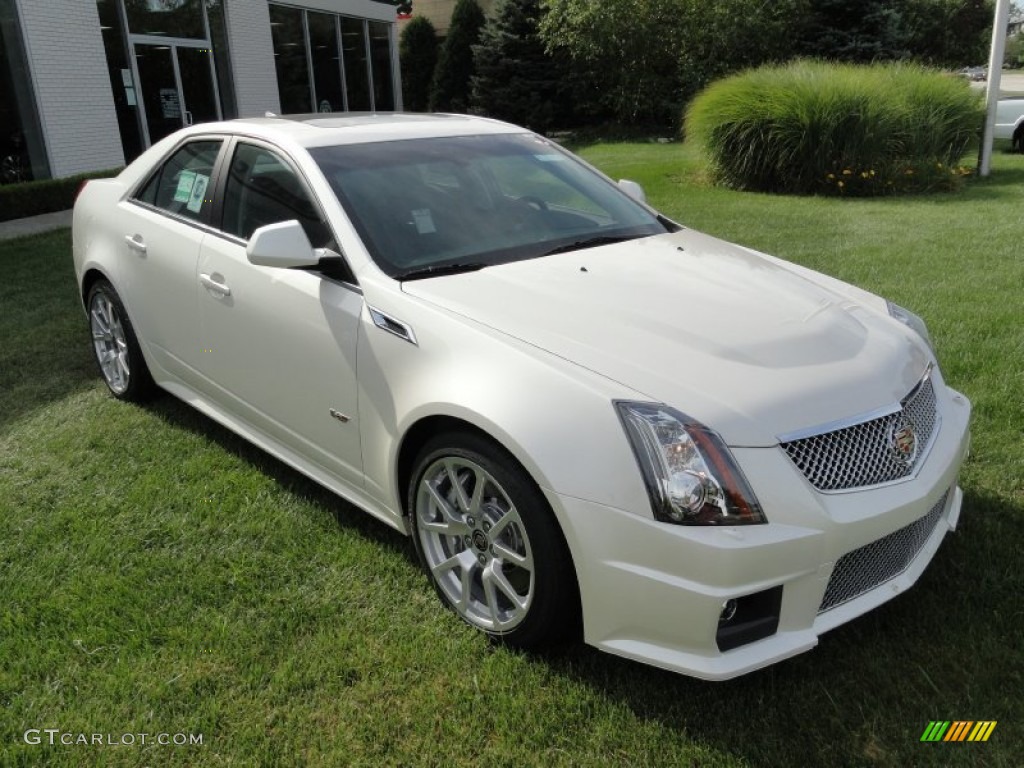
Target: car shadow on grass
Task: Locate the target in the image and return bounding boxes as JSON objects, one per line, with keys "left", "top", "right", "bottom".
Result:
{"left": 143, "top": 394, "right": 413, "bottom": 559}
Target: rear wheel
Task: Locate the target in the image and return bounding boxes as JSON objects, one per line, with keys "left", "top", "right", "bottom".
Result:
{"left": 86, "top": 280, "right": 156, "bottom": 402}
{"left": 1014, "top": 126, "right": 1024, "bottom": 153}
{"left": 409, "top": 432, "right": 580, "bottom": 648}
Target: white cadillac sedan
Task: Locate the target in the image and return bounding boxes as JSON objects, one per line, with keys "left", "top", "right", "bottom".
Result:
{"left": 73, "top": 114, "right": 971, "bottom": 680}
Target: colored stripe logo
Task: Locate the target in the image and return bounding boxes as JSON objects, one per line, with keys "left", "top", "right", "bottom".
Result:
{"left": 920, "top": 721, "right": 997, "bottom": 742}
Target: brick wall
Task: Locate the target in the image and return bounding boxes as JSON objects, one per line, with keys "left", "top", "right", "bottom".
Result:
{"left": 14, "top": 0, "right": 125, "bottom": 178}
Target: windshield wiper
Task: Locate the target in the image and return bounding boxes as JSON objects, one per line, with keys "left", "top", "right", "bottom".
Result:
{"left": 395, "top": 262, "right": 488, "bottom": 281}
{"left": 540, "top": 234, "right": 640, "bottom": 257}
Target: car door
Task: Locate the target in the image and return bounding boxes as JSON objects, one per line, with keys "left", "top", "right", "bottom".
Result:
{"left": 196, "top": 139, "right": 364, "bottom": 486}
{"left": 119, "top": 138, "right": 225, "bottom": 383}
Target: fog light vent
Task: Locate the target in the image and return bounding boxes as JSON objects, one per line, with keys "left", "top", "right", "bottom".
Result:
{"left": 715, "top": 586, "right": 783, "bottom": 652}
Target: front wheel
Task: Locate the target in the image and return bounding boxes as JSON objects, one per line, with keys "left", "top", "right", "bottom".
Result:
{"left": 409, "top": 432, "right": 580, "bottom": 648}
{"left": 86, "top": 280, "right": 155, "bottom": 402}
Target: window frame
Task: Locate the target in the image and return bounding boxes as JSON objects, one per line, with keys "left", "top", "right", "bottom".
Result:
{"left": 128, "top": 135, "right": 229, "bottom": 230}
{"left": 208, "top": 136, "right": 359, "bottom": 288}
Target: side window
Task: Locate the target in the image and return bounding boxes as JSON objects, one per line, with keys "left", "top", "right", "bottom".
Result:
{"left": 221, "top": 143, "right": 333, "bottom": 249}
{"left": 136, "top": 140, "right": 222, "bottom": 221}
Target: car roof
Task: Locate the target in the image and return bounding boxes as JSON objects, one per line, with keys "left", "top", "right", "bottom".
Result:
{"left": 212, "top": 112, "right": 525, "bottom": 148}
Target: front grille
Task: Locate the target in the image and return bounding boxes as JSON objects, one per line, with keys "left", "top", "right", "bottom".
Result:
{"left": 781, "top": 371, "right": 938, "bottom": 492}
{"left": 818, "top": 490, "right": 948, "bottom": 614}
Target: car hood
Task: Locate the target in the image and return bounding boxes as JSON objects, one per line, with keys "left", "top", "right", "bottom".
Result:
{"left": 402, "top": 231, "right": 931, "bottom": 446}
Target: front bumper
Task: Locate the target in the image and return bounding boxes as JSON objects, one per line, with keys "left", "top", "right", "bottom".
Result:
{"left": 548, "top": 387, "right": 971, "bottom": 681}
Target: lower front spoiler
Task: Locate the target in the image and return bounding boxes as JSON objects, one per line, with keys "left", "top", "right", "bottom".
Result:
{"left": 551, "top": 485, "right": 963, "bottom": 682}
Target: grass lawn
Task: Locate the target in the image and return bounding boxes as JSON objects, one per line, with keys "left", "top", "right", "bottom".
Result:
{"left": 1, "top": 142, "right": 1021, "bottom": 767}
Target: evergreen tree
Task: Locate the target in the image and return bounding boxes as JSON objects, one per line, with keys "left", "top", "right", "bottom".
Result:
{"left": 400, "top": 16, "right": 439, "bottom": 112}
{"left": 798, "top": 0, "right": 911, "bottom": 61}
{"left": 471, "top": 0, "right": 569, "bottom": 130}
{"left": 430, "top": 0, "right": 487, "bottom": 112}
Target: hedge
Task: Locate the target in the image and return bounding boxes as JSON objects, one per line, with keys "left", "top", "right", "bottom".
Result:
{"left": 0, "top": 168, "right": 123, "bottom": 222}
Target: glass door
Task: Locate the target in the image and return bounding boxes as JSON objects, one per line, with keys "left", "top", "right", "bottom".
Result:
{"left": 135, "top": 44, "right": 180, "bottom": 145}
{"left": 134, "top": 43, "right": 221, "bottom": 145}
{"left": 176, "top": 47, "right": 219, "bottom": 126}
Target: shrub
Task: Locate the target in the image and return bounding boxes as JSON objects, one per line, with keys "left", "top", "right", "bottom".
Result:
{"left": 430, "top": 0, "right": 486, "bottom": 112}
{"left": 0, "top": 168, "right": 123, "bottom": 222}
{"left": 684, "top": 61, "right": 984, "bottom": 196}
{"left": 400, "top": 16, "right": 439, "bottom": 112}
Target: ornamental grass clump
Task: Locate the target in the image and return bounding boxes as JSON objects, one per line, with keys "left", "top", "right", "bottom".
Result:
{"left": 684, "top": 61, "right": 984, "bottom": 196}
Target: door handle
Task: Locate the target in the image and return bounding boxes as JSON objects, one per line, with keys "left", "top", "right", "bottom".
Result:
{"left": 124, "top": 234, "right": 147, "bottom": 253}
{"left": 199, "top": 273, "right": 231, "bottom": 296}
{"left": 184, "top": 110, "right": 194, "bottom": 126}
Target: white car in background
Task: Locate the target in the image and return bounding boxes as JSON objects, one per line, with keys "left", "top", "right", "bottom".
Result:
{"left": 995, "top": 97, "right": 1024, "bottom": 150}
{"left": 72, "top": 114, "right": 971, "bottom": 680}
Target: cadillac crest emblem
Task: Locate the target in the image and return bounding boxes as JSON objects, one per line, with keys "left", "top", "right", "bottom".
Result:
{"left": 889, "top": 416, "right": 919, "bottom": 466}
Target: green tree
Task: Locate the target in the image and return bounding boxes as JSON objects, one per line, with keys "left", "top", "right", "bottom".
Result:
{"left": 430, "top": 0, "right": 487, "bottom": 112}
{"left": 902, "top": 0, "right": 993, "bottom": 68}
{"left": 400, "top": 16, "right": 439, "bottom": 112}
{"left": 471, "top": 0, "right": 569, "bottom": 130}
{"left": 541, "top": 0, "right": 807, "bottom": 127}
{"left": 798, "top": 0, "right": 912, "bottom": 61}
{"left": 540, "top": 0, "right": 686, "bottom": 125}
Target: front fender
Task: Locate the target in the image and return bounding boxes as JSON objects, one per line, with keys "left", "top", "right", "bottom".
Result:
{"left": 354, "top": 292, "right": 653, "bottom": 524}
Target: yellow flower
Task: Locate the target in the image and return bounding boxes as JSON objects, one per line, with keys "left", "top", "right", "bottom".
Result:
{"left": 861, "top": 172, "right": 869, "bottom": 179}
{"left": 869, "top": 169, "right": 876, "bottom": 176}
{"left": 837, "top": 180, "right": 845, "bottom": 188}
{"left": 905, "top": 169, "right": 914, "bottom": 175}
{"left": 827, "top": 173, "right": 835, "bottom": 180}
{"left": 842, "top": 169, "right": 852, "bottom": 176}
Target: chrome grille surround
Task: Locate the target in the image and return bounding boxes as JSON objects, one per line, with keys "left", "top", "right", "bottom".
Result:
{"left": 818, "top": 490, "right": 949, "bottom": 614}
{"left": 780, "top": 368, "right": 940, "bottom": 492}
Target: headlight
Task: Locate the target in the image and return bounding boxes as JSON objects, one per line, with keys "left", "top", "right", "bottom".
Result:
{"left": 615, "top": 402, "right": 766, "bottom": 525}
{"left": 886, "top": 300, "right": 933, "bottom": 351}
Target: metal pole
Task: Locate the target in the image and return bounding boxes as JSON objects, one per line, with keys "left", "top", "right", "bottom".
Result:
{"left": 979, "top": 0, "right": 1012, "bottom": 176}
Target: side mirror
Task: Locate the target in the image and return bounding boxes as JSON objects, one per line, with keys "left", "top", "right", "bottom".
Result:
{"left": 618, "top": 179, "right": 647, "bottom": 204}
{"left": 246, "top": 220, "right": 319, "bottom": 268}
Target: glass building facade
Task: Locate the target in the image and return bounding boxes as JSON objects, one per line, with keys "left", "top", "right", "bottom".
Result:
{"left": 269, "top": 3, "right": 396, "bottom": 115}
{"left": 1, "top": 0, "right": 399, "bottom": 184}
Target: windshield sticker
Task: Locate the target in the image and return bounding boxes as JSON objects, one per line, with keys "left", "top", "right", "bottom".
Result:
{"left": 186, "top": 173, "right": 210, "bottom": 213}
{"left": 173, "top": 170, "right": 197, "bottom": 203}
{"left": 535, "top": 154, "right": 567, "bottom": 162}
{"left": 412, "top": 208, "right": 437, "bottom": 234}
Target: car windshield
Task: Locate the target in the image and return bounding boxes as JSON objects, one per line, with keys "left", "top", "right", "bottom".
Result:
{"left": 309, "top": 133, "right": 670, "bottom": 278}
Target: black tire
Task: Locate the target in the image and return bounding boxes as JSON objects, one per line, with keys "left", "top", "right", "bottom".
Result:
{"left": 408, "top": 431, "right": 580, "bottom": 649}
{"left": 85, "top": 279, "right": 156, "bottom": 402}
{"left": 1014, "top": 126, "right": 1024, "bottom": 153}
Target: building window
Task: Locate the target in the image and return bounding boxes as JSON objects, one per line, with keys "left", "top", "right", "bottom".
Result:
{"left": 124, "top": 0, "right": 205, "bottom": 39}
{"left": 341, "top": 16, "right": 370, "bottom": 111}
{"left": 308, "top": 11, "right": 344, "bottom": 113}
{"left": 368, "top": 21, "right": 394, "bottom": 112}
{"left": 0, "top": 0, "right": 49, "bottom": 182}
{"left": 269, "top": 4, "right": 396, "bottom": 115}
{"left": 270, "top": 4, "right": 311, "bottom": 113}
